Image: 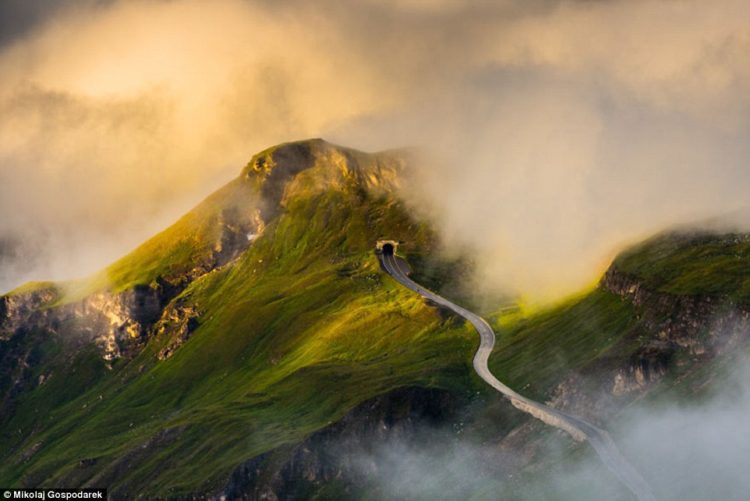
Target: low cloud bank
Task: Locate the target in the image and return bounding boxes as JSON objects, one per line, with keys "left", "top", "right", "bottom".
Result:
{"left": 1, "top": 0, "right": 749, "bottom": 299}
{"left": 351, "top": 353, "right": 750, "bottom": 500}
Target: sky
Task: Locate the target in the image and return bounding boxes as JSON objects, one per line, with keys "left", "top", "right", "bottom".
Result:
{"left": 1, "top": 0, "right": 749, "bottom": 299}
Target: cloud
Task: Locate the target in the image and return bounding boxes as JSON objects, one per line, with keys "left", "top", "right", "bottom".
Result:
{"left": 618, "top": 361, "right": 750, "bottom": 501}
{"left": 331, "top": 0, "right": 750, "bottom": 301}
{"left": 0, "top": 0, "right": 749, "bottom": 299}
{"left": 351, "top": 336, "right": 750, "bottom": 500}
{"left": 0, "top": 0, "right": 393, "bottom": 291}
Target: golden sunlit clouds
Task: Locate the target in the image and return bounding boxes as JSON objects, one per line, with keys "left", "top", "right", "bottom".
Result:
{"left": 1, "top": 0, "right": 749, "bottom": 302}
{"left": 0, "top": 0, "right": 398, "bottom": 290}
{"left": 483, "top": 0, "right": 750, "bottom": 118}
{"left": 0, "top": 0, "right": 394, "bottom": 139}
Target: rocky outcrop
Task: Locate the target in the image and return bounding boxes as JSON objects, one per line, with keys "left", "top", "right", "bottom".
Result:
{"left": 0, "top": 204, "right": 264, "bottom": 424}
{"left": 156, "top": 300, "right": 201, "bottom": 360}
{"left": 245, "top": 140, "right": 404, "bottom": 223}
{"left": 218, "top": 387, "right": 466, "bottom": 501}
{"left": 601, "top": 266, "right": 750, "bottom": 394}
{"left": 541, "top": 266, "right": 750, "bottom": 420}
{"left": 0, "top": 200, "right": 262, "bottom": 361}
{"left": 213, "top": 207, "right": 264, "bottom": 270}
{"left": 247, "top": 141, "right": 318, "bottom": 221}
{"left": 1, "top": 282, "right": 169, "bottom": 361}
{"left": 0, "top": 282, "right": 175, "bottom": 421}
{"left": 0, "top": 287, "right": 58, "bottom": 340}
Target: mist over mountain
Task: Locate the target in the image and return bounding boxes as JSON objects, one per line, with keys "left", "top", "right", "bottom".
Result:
{"left": 0, "top": 139, "right": 748, "bottom": 499}
{"left": 2, "top": 1, "right": 750, "bottom": 499}
{"left": 1, "top": 0, "right": 750, "bottom": 299}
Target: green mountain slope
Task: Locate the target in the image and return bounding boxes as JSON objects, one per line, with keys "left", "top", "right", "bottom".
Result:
{"left": 1, "top": 139, "right": 749, "bottom": 499}
{"left": 613, "top": 231, "right": 750, "bottom": 303}
{"left": 488, "top": 230, "right": 750, "bottom": 428}
{"left": 0, "top": 140, "right": 477, "bottom": 497}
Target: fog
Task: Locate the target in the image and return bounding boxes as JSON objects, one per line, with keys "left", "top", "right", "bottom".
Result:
{"left": 1, "top": 0, "right": 749, "bottom": 299}
{"left": 350, "top": 352, "right": 750, "bottom": 500}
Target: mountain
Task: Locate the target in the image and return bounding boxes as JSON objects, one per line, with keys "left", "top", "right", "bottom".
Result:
{"left": 1, "top": 139, "right": 749, "bottom": 499}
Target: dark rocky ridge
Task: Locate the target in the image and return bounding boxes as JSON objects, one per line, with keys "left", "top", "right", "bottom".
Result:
{"left": 600, "top": 266, "right": 750, "bottom": 394}
{"left": 249, "top": 140, "right": 318, "bottom": 221}
{"left": 539, "top": 265, "right": 750, "bottom": 425}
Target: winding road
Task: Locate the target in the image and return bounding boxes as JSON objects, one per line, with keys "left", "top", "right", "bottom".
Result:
{"left": 378, "top": 243, "right": 655, "bottom": 501}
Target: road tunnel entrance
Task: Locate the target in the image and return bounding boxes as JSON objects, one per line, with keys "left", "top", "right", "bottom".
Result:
{"left": 376, "top": 240, "right": 399, "bottom": 256}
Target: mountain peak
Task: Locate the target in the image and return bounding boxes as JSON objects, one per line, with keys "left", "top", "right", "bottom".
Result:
{"left": 243, "top": 138, "right": 405, "bottom": 203}
{"left": 243, "top": 138, "right": 325, "bottom": 179}
{"left": 3, "top": 137, "right": 750, "bottom": 499}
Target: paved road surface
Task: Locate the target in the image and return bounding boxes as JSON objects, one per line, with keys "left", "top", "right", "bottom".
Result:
{"left": 379, "top": 247, "right": 655, "bottom": 501}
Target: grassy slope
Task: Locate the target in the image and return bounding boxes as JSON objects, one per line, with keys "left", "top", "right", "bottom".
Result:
{"left": 0, "top": 172, "right": 476, "bottom": 496}
{"left": 614, "top": 231, "right": 750, "bottom": 303}
{"left": 6, "top": 180, "right": 258, "bottom": 306}
{"left": 489, "top": 289, "right": 638, "bottom": 401}
{"left": 3, "top": 137, "right": 749, "bottom": 497}
{"left": 480, "top": 231, "right": 750, "bottom": 500}
{"left": 94, "top": 178, "right": 260, "bottom": 297}
{"left": 490, "top": 230, "right": 750, "bottom": 401}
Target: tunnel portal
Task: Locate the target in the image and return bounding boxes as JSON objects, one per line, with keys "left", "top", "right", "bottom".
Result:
{"left": 375, "top": 240, "right": 399, "bottom": 256}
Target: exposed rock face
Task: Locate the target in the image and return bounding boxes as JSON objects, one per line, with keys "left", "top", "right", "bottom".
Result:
{"left": 213, "top": 207, "right": 263, "bottom": 270}
{"left": 0, "top": 190, "right": 265, "bottom": 424}
{"left": 81, "top": 286, "right": 164, "bottom": 359}
{"left": 541, "top": 266, "right": 750, "bottom": 422}
{"left": 601, "top": 266, "right": 750, "bottom": 395}
{"left": 0, "top": 283, "right": 173, "bottom": 421}
{"left": 1, "top": 283, "right": 167, "bottom": 360}
{"left": 0, "top": 287, "right": 58, "bottom": 340}
{"left": 0, "top": 201, "right": 261, "bottom": 361}
{"left": 156, "top": 300, "right": 201, "bottom": 360}
{"left": 246, "top": 140, "right": 404, "bottom": 222}
{"left": 251, "top": 141, "right": 318, "bottom": 220}
{"left": 218, "top": 387, "right": 466, "bottom": 501}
